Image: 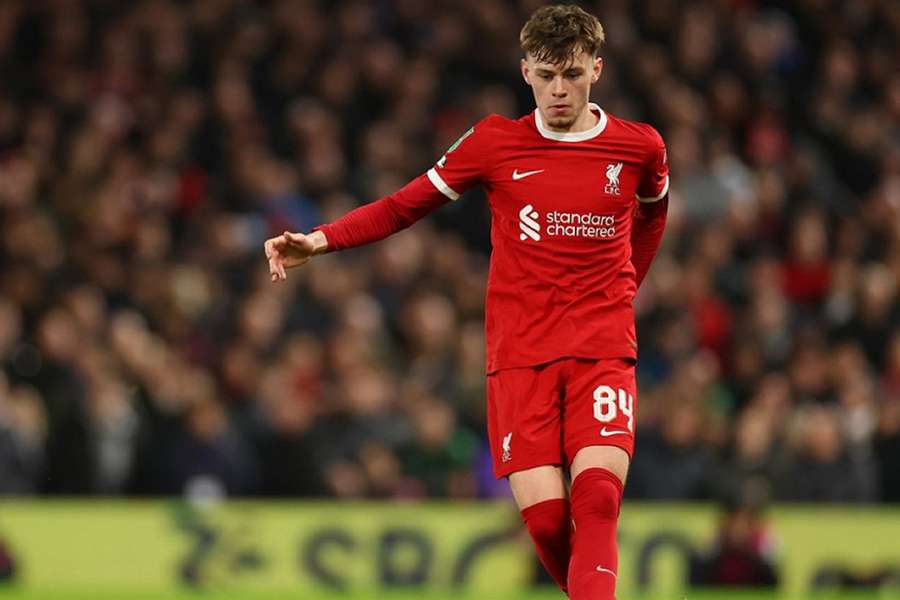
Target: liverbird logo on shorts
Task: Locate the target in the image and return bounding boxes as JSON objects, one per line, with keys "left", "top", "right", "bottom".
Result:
{"left": 605, "top": 162, "right": 622, "bottom": 195}
{"left": 502, "top": 432, "right": 512, "bottom": 463}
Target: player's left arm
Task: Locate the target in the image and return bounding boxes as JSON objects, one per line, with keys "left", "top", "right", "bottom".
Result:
{"left": 630, "top": 127, "right": 670, "bottom": 287}
{"left": 264, "top": 119, "right": 494, "bottom": 281}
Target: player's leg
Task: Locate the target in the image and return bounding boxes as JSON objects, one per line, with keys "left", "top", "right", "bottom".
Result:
{"left": 563, "top": 358, "right": 637, "bottom": 600}
{"left": 509, "top": 465, "right": 571, "bottom": 594}
{"left": 509, "top": 464, "right": 567, "bottom": 508}
{"left": 567, "top": 446, "right": 629, "bottom": 600}
{"left": 486, "top": 362, "right": 570, "bottom": 593}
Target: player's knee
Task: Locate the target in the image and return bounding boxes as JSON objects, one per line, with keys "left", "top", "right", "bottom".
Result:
{"left": 571, "top": 468, "right": 623, "bottom": 521}
{"left": 525, "top": 518, "right": 562, "bottom": 545}
{"left": 521, "top": 498, "right": 569, "bottom": 541}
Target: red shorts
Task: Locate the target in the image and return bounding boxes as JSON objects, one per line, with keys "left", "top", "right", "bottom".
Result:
{"left": 486, "top": 357, "right": 636, "bottom": 479}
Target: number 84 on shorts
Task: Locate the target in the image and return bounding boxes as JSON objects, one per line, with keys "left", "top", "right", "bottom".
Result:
{"left": 593, "top": 385, "right": 634, "bottom": 434}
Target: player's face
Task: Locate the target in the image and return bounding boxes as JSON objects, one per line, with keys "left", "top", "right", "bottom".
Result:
{"left": 521, "top": 50, "right": 602, "bottom": 132}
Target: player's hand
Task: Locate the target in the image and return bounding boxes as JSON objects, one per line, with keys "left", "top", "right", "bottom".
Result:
{"left": 264, "top": 231, "right": 325, "bottom": 282}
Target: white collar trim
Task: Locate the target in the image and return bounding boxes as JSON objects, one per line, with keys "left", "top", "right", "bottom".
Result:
{"left": 535, "top": 102, "right": 607, "bottom": 142}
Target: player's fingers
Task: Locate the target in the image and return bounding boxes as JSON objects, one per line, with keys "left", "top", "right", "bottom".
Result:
{"left": 266, "top": 237, "right": 289, "bottom": 261}
{"left": 269, "top": 258, "right": 287, "bottom": 282}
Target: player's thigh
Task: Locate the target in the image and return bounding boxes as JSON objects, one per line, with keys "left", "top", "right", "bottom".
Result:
{"left": 563, "top": 358, "right": 637, "bottom": 483}
{"left": 508, "top": 465, "right": 567, "bottom": 510}
{"left": 486, "top": 362, "right": 565, "bottom": 480}
{"left": 570, "top": 445, "right": 630, "bottom": 485}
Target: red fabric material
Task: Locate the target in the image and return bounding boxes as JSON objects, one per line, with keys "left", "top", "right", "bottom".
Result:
{"left": 568, "top": 468, "right": 624, "bottom": 600}
{"left": 630, "top": 196, "right": 668, "bottom": 287}
{"left": 487, "top": 358, "right": 636, "bottom": 480}
{"left": 521, "top": 498, "right": 571, "bottom": 594}
{"left": 430, "top": 112, "right": 667, "bottom": 373}
{"left": 315, "top": 109, "right": 669, "bottom": 374}
{"left": 313, "top": 174, "right": 448, "bottom": 251}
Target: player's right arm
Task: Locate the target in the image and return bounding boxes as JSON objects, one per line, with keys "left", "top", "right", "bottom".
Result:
{"left": 265, "top": 118, "right": 493, "bottom": 282}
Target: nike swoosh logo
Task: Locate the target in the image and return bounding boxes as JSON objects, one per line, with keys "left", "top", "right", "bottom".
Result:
{"left": 512, "top": 169, "right": 544, "bottom": 181}
{"left": 596, "top": 565, "right": 617, "bottom": 578}
{"left": 600, "top": 427, "right": 630, "bottom": 437}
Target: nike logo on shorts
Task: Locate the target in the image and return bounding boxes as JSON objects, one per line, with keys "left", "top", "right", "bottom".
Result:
{"left": 596, "top": 565, "right": 617, "bottom": 578}
{"left": 599, "top": 427, "right": 630, "bottom": 437}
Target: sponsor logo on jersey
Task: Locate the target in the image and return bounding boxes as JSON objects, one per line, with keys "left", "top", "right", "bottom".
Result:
{"left": 518, "top": 205, "right": 616, "bottom": 241}
{"left": 605, "top": 162, "right": 623, "bottom": 195}
{"left": 518, "top": 205, "right": 541, "bottom": 241}
{"left": 501, "top": 432, "right": 512, "bottom": 463}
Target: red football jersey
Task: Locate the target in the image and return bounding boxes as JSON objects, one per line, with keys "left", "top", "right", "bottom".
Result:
{"left": 426, "top": 104, "right": 669, "bottom": 373}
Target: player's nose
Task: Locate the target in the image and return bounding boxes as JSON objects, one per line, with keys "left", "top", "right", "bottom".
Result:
{"left": 551, "top": 76, "right": 566, "bottom": 96}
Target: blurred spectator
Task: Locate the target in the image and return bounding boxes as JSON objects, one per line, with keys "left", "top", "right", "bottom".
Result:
{"left": 0, "top": 535, "right": 15, "bottom": 582}
{"left": 0, "top": 379, "right": 46, "bottom": 494}
{"left": 249, "top": 360, "right": 328, "bottom": 497}
{"left": 712, "top": 406, "right": 784, "bottom": 505}
{"left": 0, "top": 0, "right": 897, "bottom": 501}
{"left": 138, "top": 373, "right": 260, "bottom": 496}
{"left": 690, "top": 498, "right": 780, "bottom": 588}
{"left": 628, "top": 356, "right": 718, "bottom": 499}
{"left": 779, "top": 405, "right": 878, "bottom": 503}
{"left": 874, "top": 395, "right": 900, "bottom": 502}
{"left": 398, "top": 397, "right": 479, "bottom": 498}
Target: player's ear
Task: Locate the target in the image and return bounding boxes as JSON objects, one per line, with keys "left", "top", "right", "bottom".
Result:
{"left": 521, "top": 58, "right": 531, "bottom": 84}
{"left": 592, "top": 56, "right": 603, "bottom": 83}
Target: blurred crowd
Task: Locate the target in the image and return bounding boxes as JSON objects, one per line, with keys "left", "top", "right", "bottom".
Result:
{"left": 0, "top": 0, "right": 898, "bottom": 503}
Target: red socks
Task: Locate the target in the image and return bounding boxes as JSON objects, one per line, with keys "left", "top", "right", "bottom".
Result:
{"left": 520, "top": 469, "right": 624, "bottom": 599}
{"left": 568, "top": 468, "right": 624, "bottom": 600}
{"left": 521, "top": 498, "right": 571, "bottom": 593}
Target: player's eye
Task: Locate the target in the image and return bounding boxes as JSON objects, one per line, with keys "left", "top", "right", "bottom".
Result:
{"left": 539, "top": 74, "right": 552, "bottom": 80}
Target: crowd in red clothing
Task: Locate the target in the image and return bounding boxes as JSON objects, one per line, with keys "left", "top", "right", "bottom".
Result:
{"left": 0, "top": 0, "right": 898, "bottom": 502}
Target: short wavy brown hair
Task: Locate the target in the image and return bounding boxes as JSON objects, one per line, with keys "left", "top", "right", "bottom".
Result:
{"left": 520, "top": 4, "right": 605, "bottom": 65}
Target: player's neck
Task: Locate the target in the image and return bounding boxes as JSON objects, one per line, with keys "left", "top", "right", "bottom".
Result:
{"left": 542, "top": 105, "right": 599, "bottom": 133}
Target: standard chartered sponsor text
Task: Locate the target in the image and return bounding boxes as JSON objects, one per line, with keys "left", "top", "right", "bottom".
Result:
{"left": 546, "top": 211, "right": 616, "bottom": 238}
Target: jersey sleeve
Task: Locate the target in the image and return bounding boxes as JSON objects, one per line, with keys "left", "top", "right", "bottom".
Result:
{"left": 313, "top": 174, "right": 448, "bottom": 251}
{"left": 426, "top": 117, "right": 493, "bottom": 201}
{"left": 636, "top": 127, "right": 669, "bottom": 203}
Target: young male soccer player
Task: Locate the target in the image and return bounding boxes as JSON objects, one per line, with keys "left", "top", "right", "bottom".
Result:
{"left": 264, "top": 5, "right": 669, "bottom": 598}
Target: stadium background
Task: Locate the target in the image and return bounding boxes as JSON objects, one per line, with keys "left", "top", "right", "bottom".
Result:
{"left": 0, "top": 0, "right": 898, "bottom": 598}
